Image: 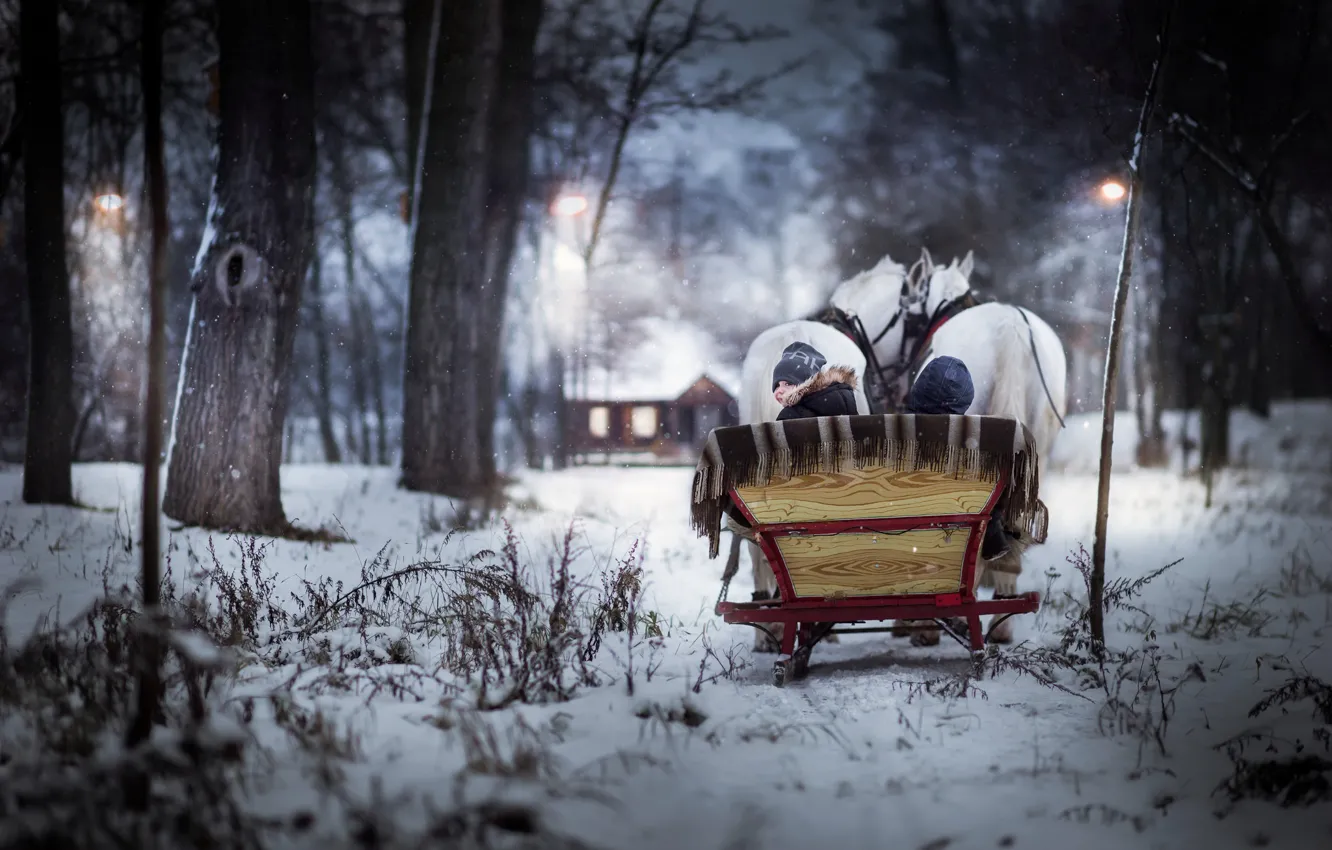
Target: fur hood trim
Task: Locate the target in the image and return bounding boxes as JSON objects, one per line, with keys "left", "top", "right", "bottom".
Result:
{"left": 781, "top": 365, "right": 858, "bottom": 407}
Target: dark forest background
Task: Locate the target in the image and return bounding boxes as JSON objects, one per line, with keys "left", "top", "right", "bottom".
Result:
{"left": 2, "top": 0, "right": 1330, "bottom": 522}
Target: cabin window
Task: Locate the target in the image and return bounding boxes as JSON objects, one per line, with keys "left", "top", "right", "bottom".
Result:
{"left": 588, "top": 406, "right": 610, "bottom": 438}
{"left": 630, "top": 406, "right": 658, "bottom": 438}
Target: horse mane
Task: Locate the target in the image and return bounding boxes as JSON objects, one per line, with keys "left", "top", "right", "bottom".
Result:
{"left": 828, "top": 253, "right": 908, "bottom": 314}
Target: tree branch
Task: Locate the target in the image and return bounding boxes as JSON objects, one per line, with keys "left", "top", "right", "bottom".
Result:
{"left": 1168, "top": 112, "right": 1332, "bottom": 350}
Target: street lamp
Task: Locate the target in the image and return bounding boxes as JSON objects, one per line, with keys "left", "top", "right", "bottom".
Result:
{"left": 552, "top": 193, "right": 588, "bottom": 217}
{"left": 94, "top": 193, "right": 125, "bottom": 213}
{"left": 1099, "top": 180, "right": 1126, "bottom": 202}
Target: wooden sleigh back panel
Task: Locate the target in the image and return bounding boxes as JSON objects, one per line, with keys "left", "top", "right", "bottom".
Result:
{"left": 731, "top": 468, "right": 1002, "bottom": 600}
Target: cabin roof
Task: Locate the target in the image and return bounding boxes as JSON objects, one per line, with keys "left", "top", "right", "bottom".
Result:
{"left": 579, "top": 318, "right": 740, "bottom": 403}
{"left": 577, "top": 372, "right": 738, "bottom": 405}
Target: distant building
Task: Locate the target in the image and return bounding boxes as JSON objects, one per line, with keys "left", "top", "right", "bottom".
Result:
{"left": 568, "top": 374, "right": 739, "bottom": 464}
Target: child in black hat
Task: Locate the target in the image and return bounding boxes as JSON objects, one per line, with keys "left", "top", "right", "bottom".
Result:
{"left": 905, "top": 356, "right": 1012, "bottom": 561}
{"left": 772, "top": 342, "right": 859, "bottom": 421}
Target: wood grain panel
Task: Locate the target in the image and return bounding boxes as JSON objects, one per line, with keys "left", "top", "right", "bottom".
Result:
{"left": 735, "top": 469, "right": 998, "bottom": 525}
{"left": 775, "top": 528, "right": 970, "bottom": 598}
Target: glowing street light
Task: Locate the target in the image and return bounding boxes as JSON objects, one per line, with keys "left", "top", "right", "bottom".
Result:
{"left": 552, "top": 193, "right": 589, "bottom": 217}
{"left": 1099, "top": 180, "right": 1126, "bottom": 202}
{"left": 93, "top": 193, "right": 125, "bottom": 212}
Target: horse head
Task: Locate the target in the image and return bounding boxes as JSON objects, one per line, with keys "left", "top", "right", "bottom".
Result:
{"left": 923, "top": 249, "right": 976, "bottom": 307}
{"left": 829, "top": 253, "right": 913, "bottom": 357}
{"left": 830, "top": 248, "right": 969, "bottom": 359}
{"left": 828, "top": 252, "right": 908, "bottom": 326}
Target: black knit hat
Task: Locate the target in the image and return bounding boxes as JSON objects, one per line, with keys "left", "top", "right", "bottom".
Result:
{"left": 772, "top": 342, "right": 827, "bottom": 391}
{"left": 906, "top": 355, "right": 974, "bottom": 415}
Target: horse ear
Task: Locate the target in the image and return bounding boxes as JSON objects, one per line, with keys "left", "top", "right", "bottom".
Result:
{"left": 959, "top": 250, "right": 974, "bottom": 279}
{"left": 920, "top": 247, "right": 934, "bottom": 277}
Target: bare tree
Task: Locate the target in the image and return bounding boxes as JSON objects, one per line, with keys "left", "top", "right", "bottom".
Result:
{"left": 400, "top": 0, "right": 526, "bottom": 500}
{"left": 524, "top": 0, "right": 794, "bottom": 464}
{"left": 1090, "top": 1, "right": 1175, "bottom": 648}
{"left": 19, "top": 0, "right": 75, "bottom": 505}
{"left": 163, "top": 0, "right": 317, "bottom": 534}
{"left": 1168, "top": 112, "right": 1332, "bottom": 352}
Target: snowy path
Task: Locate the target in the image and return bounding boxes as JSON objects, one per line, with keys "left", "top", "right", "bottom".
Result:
{"left": 2, "top": 451, "right": 1330, "bottom": 849}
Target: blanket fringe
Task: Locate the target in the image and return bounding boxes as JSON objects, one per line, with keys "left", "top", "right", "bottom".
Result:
{"left": 691, "top": 430, "right": 1043, "bottom": 560}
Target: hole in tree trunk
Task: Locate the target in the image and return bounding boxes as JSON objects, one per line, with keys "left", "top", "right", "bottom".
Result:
{"left": 227, "top": 253, "right": 245, "bottom": 287}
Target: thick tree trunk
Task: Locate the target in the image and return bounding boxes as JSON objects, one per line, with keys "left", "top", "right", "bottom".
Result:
{"left": 306, "top": 248, "right": 342, "bottom": 463}
{"left": 400, "top": 0, "right": 502, "bottom": 498}
{"left": 20, "top": 0, "right": 75, "bottom": 506}
{"left": 163, "top": 0, "right": 316, "bottom": 533}
{"left": 476, "top": 0, "right": 545, "bottom": 484}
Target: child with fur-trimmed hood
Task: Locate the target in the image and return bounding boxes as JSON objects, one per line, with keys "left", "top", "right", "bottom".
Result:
{"left": 772, "top": 342, "right": 859, "bottom": 420}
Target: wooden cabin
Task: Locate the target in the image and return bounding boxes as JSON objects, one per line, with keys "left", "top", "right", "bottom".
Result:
{"left": 568, "top": 374, "right": 739, "bottom": 464}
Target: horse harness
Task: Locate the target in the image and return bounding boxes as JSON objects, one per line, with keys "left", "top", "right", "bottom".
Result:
{"left": 812, "top": 291, "right": 978, "bottom": 414}
{"left": 814, "top": 294, "right": 1065, "bottom": 429}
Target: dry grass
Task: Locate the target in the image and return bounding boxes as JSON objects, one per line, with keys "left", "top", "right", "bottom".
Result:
{"left": 0, "top": 508, "right": 648, "bottom": 849}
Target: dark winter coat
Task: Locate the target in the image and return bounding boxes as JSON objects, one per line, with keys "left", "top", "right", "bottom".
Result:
{"left": 905, "top": 355, "right": 975, "bottom": 415}
{"left": 904, "top": 356, "right": 1015, "bottom": 559}
{"left": 777, "top": 366, "right": 860, "bottom": 421}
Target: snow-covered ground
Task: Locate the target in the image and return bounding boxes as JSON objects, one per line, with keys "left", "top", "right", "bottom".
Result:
{"left": 2, "top": 405, "right": 1330, "bottom": 848}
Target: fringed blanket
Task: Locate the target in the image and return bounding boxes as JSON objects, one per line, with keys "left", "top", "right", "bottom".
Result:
{"left": 691, "top": 414, "right": 1045, "bottom": 558}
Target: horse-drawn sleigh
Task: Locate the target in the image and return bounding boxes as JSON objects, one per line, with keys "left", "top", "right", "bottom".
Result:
{"left": 691, "top": 412, "right": 1048, "bottom": 686}
{"left": 694, "top": 247, "right": 1065, "bottom": 686}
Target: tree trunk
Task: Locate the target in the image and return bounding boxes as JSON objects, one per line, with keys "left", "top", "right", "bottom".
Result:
{"left": 552, "top": 350, "right": 569, "bottom": 469}
{"left": 476, "top": 0, "right": 545, "bottom": 484}
{"left": 400, "top": 0, "right": 502, "bottom": 498}
{"left": 330, "top": 146, "right": 377, "bottom": 465}
{"left": 1090, "top": 1, "right": 1173, "bottom": 649}
{"left": 163, "top": 0, "right": 316, "bottom": 534}
{"left": 365, "top": 303, "right": 388, "bottom": 465}
{"left": 403, "top": 0, "right": 434, "bottom": 218}
{"left": 20, "top": 0, "right": 75, "bottom": 506}
{"left": 306, "top": 248, "right": 342, "bottom": 463}
{"left": 126, "top": 0, "right": 168, "bottom": 810}
{"left": 326, "top": 131, "right": 370, "bottom": 463}
{"left": 1248, "top": 290, "right": 1272, "bottom": 418}
{"left": 347, "top": 289, "right": 372, "bottom": 462}
{"left": 1133, "top": 275, "right": 1167, "bottom": 467}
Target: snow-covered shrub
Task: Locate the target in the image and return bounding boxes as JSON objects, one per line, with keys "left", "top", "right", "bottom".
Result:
{"left": 1215, "top": 668, "right": 1332, "bottom": 812}
{"left": 0, "top": 571, "right": 258, "bottom": 849}
{"left": 984, "top": 545, "right": 1205, "bottom": 764}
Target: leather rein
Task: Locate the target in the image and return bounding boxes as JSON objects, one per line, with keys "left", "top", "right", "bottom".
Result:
{"left": 813, "top": 291, "right": 978, "bottom": 414}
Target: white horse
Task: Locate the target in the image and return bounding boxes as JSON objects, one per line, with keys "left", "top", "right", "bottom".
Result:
{"left": 829, "top": 250, "right": 1067, "bottom": 466}
{"left": 733, "top": 256, "right": 909, "bottom": 652}
{"left": 830, "top": 249, "right": 1069, "bottom": 644}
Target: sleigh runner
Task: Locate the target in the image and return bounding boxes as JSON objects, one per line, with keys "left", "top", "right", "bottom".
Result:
{"left": 691, "top": 413, "right": 1046, "bottom": 686}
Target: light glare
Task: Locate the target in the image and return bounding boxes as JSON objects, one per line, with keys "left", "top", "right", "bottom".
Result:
{"left": 1099, "top": 180, "right": 1126, "bottom": 201}
{"left": 94, "top": 193, "right": 125, "bottom": 212}
{"left": 552, "top": 194, "right": 588, "bottom": 217}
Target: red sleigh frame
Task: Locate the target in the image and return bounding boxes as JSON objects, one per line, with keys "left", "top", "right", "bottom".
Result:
{"left": 714, "top": 470, "right": 1041, "bottom": 685}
